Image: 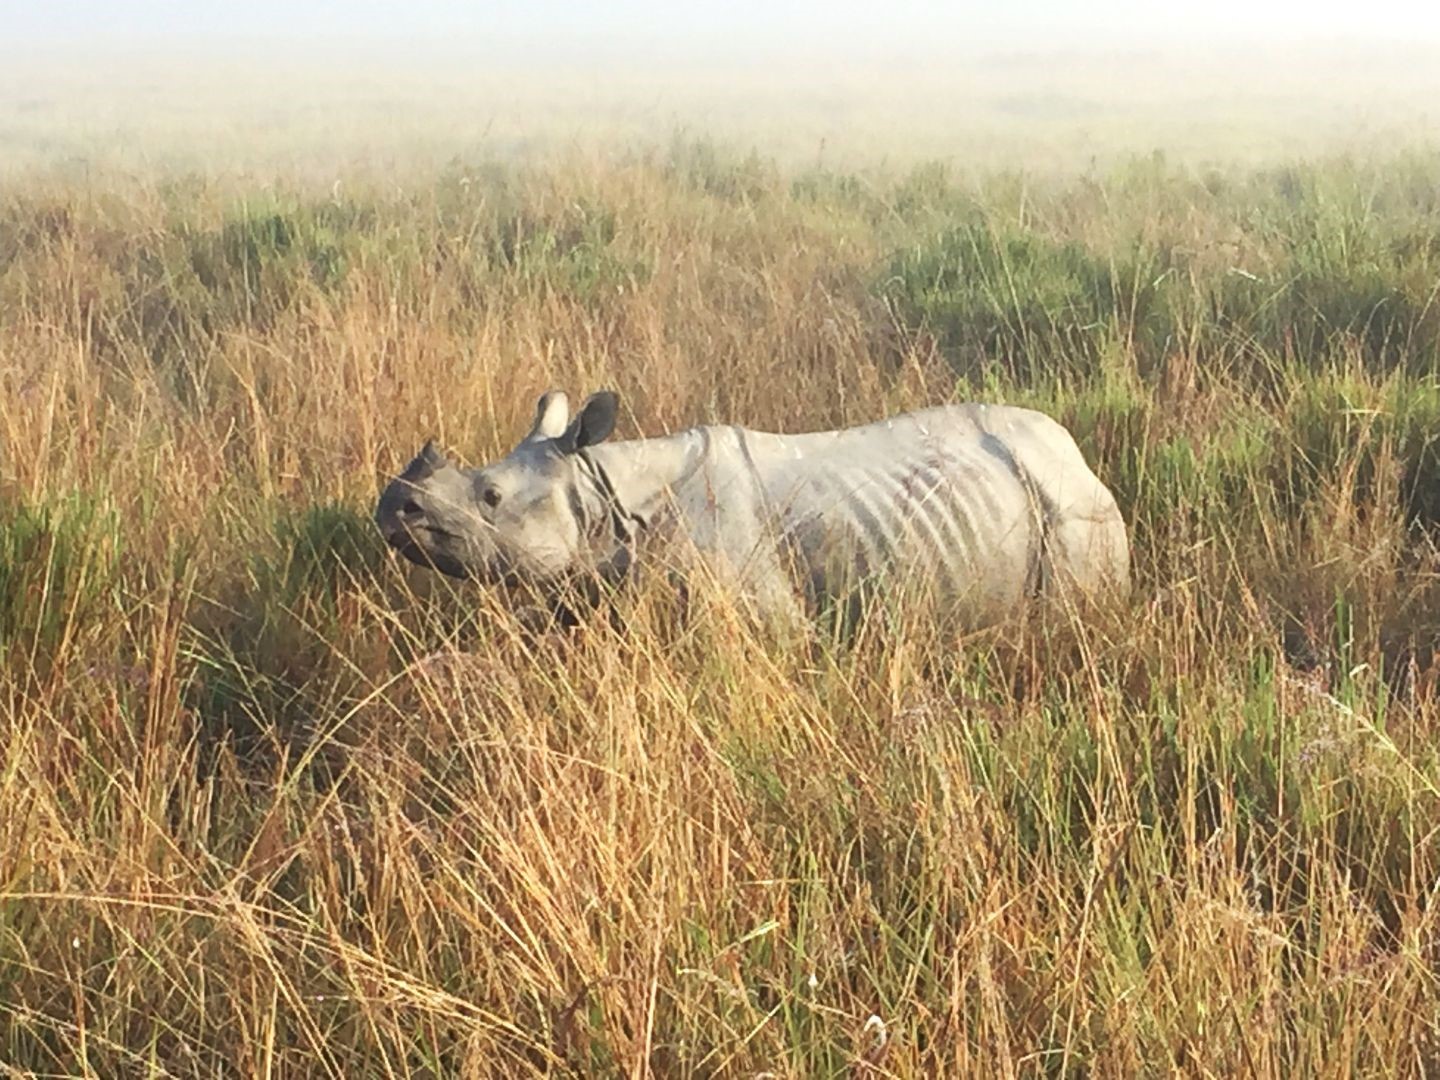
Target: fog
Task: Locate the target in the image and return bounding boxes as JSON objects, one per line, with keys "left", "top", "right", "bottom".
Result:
{"left": 4, "top": 1, "right": 1439, "bottom": 176}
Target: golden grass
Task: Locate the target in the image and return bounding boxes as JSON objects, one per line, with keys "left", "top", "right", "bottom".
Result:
{"left": 2, "top": 136, "right": 1440, "bottom": 1074}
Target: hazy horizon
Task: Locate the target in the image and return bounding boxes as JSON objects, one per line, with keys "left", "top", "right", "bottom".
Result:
{"left": 4, "top": 2, "right": 1440, "bottom": 178}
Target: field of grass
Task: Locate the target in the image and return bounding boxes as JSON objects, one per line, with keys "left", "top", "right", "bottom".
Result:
{"left": 3, "top": 133, "right": 1440, "bottom": 1075}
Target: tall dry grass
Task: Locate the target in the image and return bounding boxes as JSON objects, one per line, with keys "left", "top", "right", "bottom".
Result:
{"left": 2, "top": 143, "right": 1440, "bottom": 1075}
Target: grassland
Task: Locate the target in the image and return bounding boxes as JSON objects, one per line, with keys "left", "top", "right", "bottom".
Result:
{"left": 4, "top": 110, "right": 1440, "bottom": 1074}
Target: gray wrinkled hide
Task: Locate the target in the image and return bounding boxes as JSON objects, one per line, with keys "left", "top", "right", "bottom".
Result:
{"left": 375, "top": 391, "right": 1130, "bottom": 631}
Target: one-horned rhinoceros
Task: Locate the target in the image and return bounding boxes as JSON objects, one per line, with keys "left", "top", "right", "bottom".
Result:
{"left": 374, "top": 390, "right": 1130, "bottom": 631}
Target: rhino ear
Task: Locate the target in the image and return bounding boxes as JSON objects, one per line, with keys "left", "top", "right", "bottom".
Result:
{"left": 419, "top": 440, "right": 446, "bottom": 469}
{"left": 527, "top": 390, "right": 571, "bottom": 442}
{"left": 558, "top": 391, "right": 618, "bottom": 453}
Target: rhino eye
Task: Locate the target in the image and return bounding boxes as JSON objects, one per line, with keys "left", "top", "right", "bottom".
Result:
{"left": 481, "top": 487, "right": 502, "bottom": 509}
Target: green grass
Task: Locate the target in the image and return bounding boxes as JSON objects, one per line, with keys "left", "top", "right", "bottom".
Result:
{"left": 1, "top": 143, "right": 1439, "bottom": 1075}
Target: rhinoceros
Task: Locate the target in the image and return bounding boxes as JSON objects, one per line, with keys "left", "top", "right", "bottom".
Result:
{"left": 375, "top": 390, "right": 1129, "bottom": 631}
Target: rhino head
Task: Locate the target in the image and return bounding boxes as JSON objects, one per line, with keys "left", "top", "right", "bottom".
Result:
{"left": 375, "top": 390, "right": 620, "bottom": 584}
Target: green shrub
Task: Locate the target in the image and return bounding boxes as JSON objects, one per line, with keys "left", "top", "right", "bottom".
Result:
{"left": 0, "top": 491, "right": 122, "bottom": 665}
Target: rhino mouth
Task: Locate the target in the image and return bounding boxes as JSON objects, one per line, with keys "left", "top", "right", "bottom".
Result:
{"left": 388, "top": 539, "right": 470, "bottom": 579}
{"left": 383, "top": 524, "right": 474, "bottom": 579}
{"left": 383, "top": 531, "right": 524, "bottom": 587}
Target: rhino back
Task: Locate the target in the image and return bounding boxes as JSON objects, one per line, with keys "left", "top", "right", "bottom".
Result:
{"left": 618, "top": 404, "right": 1126, "bottom": 625}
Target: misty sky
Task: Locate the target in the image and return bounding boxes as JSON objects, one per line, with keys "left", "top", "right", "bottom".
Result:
{"left": 6, "top": 0, "right": 1440, "bottom": 49}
